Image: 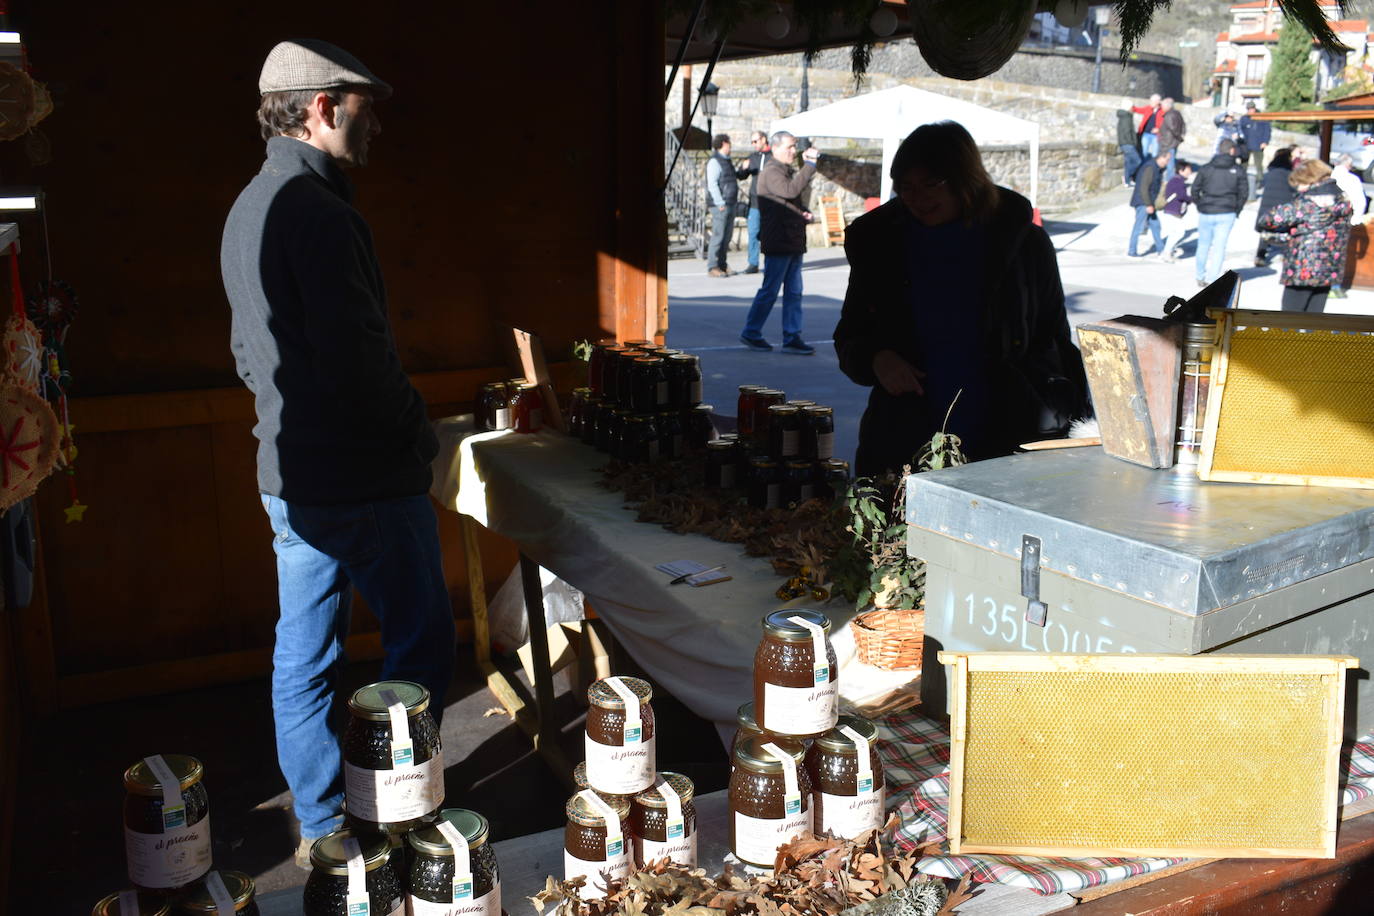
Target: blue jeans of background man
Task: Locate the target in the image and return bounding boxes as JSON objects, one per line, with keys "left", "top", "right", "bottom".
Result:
{"left": 262, "top": 492, "right": 455, "bottom": 839}
{"left": 742, "top": 252, "right": 804, "bottom": 342}
{"left": 1195, "top": 212, "right": 1237, "bottom": 285}
{"left": 747, "top": 207, "right": 761, "bottom": 269}
{"left": 1128, "top": 205, "right": 1163, "bottom": 256}
{"left": 1120, "top": 144, "right": 1142, "bottom": 185}
{"left": 1141, "top": 132, "right": 1158, "bottom": 157}
{"left": 1162, "top": 147, "right": 1178, "bottom": 184}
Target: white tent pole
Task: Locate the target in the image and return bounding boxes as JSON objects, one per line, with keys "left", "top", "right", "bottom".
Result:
{"left": 1029, "top": 124, "right": 1040, "bottom": 211}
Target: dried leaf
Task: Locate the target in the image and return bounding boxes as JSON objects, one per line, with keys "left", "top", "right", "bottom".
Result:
{"left": 482, "top": 706, "right": 510, "bottom": 717}
{"left": 937, "top": 875, "right": 980, "bottom": 914}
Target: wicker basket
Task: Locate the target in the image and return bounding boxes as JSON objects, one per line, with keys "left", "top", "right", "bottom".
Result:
{"left": 850, "top": 607, "right": 925, "bottom": 671}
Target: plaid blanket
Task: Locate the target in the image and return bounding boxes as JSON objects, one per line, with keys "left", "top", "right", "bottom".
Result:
{"left": 874, "top": 712, "right": 1374, "bottom": 896}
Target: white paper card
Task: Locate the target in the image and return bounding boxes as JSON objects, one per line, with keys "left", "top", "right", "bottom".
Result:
{"left": 143, "top": 755, "right": 185, "bottom": 829}
{"left": 344, "top": 836, "right": 370, "bottom": 915}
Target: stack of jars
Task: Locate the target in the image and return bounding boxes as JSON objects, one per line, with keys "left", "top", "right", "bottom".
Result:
{"left": 726, "top": 609, "right": 887, "bottom": 867}
{"left": 707, "top": 384, "right": 850, "bottom": 509}
{"left": 97, "top": 754, "right": 260, "bottom": 915}
{"left": 476, "top": 377, "right": 545, "bottom": 434}
{"left": 565, "top": 676, "right": 699, "bottom": 898}
{"left": 575, "top": 340, "right": 710, "bottom": 463}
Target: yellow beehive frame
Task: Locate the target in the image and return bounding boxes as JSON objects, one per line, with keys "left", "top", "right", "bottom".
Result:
{"left": 939, "top": 652, "right": 1357, "bottom": 859}
{"left": 1198, "top": 309, "right": 1374, "bottom": 488}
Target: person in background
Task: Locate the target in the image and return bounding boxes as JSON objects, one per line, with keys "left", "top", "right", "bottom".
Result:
{"left": 1132, "top": 93, "right": 1163, "bottom": 157}
{"left": 1128, "top": 150, "right": 1170, "bottom": 258}
{"left": 739, "top": 130, "right": 771, "bottom": 274}
{"left": 1237, "top": 100, "right": 1271, "bottom": 197}
{"left": 1159, "top": 160, "right": 1195, "bottom": 263}
{"left": 1116, "top": 109, "right": 1142, "bottom": 188}
{"left": 220, "top": 39, "right": 455, "bottom": 866}
{"left": 1157, "top": 97, "right": 1186, "bottom": 183}
{"left": 1254, "top": 146, "right": 1297, "bottom": 268}
{"left": 1192, "top": 138, "right": 1249, "bottom": 287}
{"left": 833, "top": 120, "right": 1090, "bottom": 477}
{"left": 704, "top": 133, "right": 739, "bottom": 277}
{"left": 1328, "top": 153, "right": 1366, "bottom": 298}
{"left": 1258, "top": 158, "right": 1353, "bottom": 313}
{"left": 739, "top": 130, "right": 819, "bottom": 354}
{"left": 1213, "top": 110, "right": 1243, "bottom": 157}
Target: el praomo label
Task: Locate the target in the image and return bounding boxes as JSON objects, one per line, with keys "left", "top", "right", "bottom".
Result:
{"left": 584, "top": 733, "right": 656, "bottom": 794}
{"left": 761, "top": 681, "right": 838, "bottom": 734}
{"left": 343, "top": 754, "right": 444, "bottom": 822}
{"left": 564, "top": 849, "right": 632, "bottom": 895}
{"left": 408, "top": 885, "right": 501, "bottom": 916}
{"left": 124, "top": 816, "right": 212, "bottom": 889}
{"left": 732, "top": 809, "right": 811, "bottom": 866}
{"left": 816, "top": 787, "right": 885, "bottom": 839}
{"left": 637, "top": 831, "right": 697, "bottom": 867}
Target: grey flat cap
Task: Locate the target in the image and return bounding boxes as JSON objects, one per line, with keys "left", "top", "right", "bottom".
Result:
{"left": 258, "top": 39, "right": 392, "bottom": 99}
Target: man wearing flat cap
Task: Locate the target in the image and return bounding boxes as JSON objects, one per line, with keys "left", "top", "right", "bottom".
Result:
{"left": 220, "top": 39, "right": 454, "bottom": 864}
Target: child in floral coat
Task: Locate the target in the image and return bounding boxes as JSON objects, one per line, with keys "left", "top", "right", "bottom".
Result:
{"left": 1257, "top": 158, "right": 1353, "bottom": 313}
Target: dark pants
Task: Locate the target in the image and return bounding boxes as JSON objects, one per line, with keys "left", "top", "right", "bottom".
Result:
{"left": 707, "top": 204, "right": 733, "bottom": 270}
{"left": 1281, "top": 285, "right": 1328, "bottom": 313}
{"left": 1120, "top": 144, "right": 1142, "bottom": 184}
{"left": 1250, "top": 148, "right": 1266, "bottom": 194}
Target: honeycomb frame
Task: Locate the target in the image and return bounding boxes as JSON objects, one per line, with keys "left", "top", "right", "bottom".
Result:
{"left": 939, "top": 652, "right": 1357, "bottom": 859}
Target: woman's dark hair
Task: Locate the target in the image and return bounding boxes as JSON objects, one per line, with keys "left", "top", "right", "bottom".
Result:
{"left": 890, "top": 120, "right": 999, "bottom": 224}
{"left": 257, "top": 88, "right": 344, "bottom": 141}
{"left": 1269, "top": 146, "right": 1295, "bottom": 170}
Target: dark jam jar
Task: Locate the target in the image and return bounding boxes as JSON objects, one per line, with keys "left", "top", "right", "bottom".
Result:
{"left": 600, "top": 346, "right": 632, "bottom": 403}
{"left": 343, "top": 680, "right": 444, "bottom": 835}
{"left": 587, "top": 338, "right": 618, "bottom": 395}
{"left": 593, "top": 402, "right": 617, "bottom": 452}
{"left": 615, "top": 350, "right": 648, "bottom": 408}
{"left": 686, "top": 404, "right": 716, "bottom": 451}
{"left": 631, "top": 357, "right": 668, "bottom": 414}
{"left": 750, "top": 389, "right": 785, "bottom": 445}
{"left": 767, "top": 405, "right": 802, "bottom": 459}
{"left": 705, "top": 439, "right": 738, "bottom": 489}
{"left": 475, "top": 383, "right": 509, "bottom": 432}
{"left": 580, "top": 397, "right": 603, "bottom": 447}
{"left": 782, "top": 459, "right": 816, "bottom": 508}
{"left": 656, "top": 410, "right": 684, "bottom": 460}
{"left": 303, "top": 829, "right": 404, "bottom": 916}
{"left": 568, "top": 388, "right": 592, "bottom": 439}
{"left": 584, "top": 676, "right": 656, "bottom": 795}
{"left": 92, "top": 893, "right": 170, "bottom": 916}
{"left": 818, "top": 459, "right": 851, "bottom": 501}
{"left": 666, "top": 354, "right": 703, "bottom": 409}
{"left": 123, "top": 754, "right": 212, "bottom": 892}
{"left": 736, "top": 385, "right": 764, "bottom": 439}
{"left": 729, "top": 735, "right": 813, "bottom": 867}
{"left": 621, "top": 415, "right": 658, "bottom": 464}
{"left": 564, "top": 791, "right": 633, "bottom": 896}
{"left": 747, "top": 456, "right": 782, "bottom": 509}
{"left": 753, "top": 609, "right": 839, "bottom": 739}
{"left": 631, "top": 773, "right": 697, "bottom": 867}
{"left": 175, "top": 870, "right": 260, "bottom": 915}
{"left": 805, "top": 716, "right": 886, "bottom": 841}
{"left": 406, "top": 808, "right": 501, "bottom": 916}
{"left": 510, "top": 383, "right": 545, "bottom": 434}
{"left": 803, "top": 406, "right": 835, "bottom": 459}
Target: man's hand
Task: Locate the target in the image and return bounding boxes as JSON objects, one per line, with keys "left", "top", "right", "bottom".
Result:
{"left": 872, "top": 349, "right": 926, "bottom": 396}
{"left": 719, "top": 205, "right": 727, "bottom": 212}
{"left": 803, "top": 147, "right": 820, "bottom": 164}
{"left": 1146, "top": 206, "right": 1155, "bottom": 214}
{"left": 802, "top": 211, "right": 813, "bottom": 222}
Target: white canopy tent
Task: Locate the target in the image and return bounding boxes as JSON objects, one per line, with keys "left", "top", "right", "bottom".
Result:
{"left": 769, "top": 84, "right": 1041, "bottom": 208}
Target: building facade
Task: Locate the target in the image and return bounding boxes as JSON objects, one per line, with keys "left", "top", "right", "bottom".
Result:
{"left": 1213, "top": 0, "right": 1370, "bottom": 109}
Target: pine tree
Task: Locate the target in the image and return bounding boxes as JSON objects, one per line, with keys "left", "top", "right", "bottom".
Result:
{"left": 1264, "top": 14, "right": 1318, "bottom": 131}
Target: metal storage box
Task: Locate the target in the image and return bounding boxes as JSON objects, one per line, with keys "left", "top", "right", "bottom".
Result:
{"left": 907, "top": 448, "right": 1374, "bottom": 739}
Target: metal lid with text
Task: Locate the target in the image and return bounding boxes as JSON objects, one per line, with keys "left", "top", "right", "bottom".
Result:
{"left": 762, "top": 608, "right": 831, "bottom": 641}
{"left": 309, "top": 828, "right": 393, "bottom": 875}
{"left": 587, "top": 676, "right": 652, "bottom": 710}
{"left": 814, "top": 715, "right": 879, "bottom": 753}
{"left": 122, "top": 754, "right": 203, "bottom": 796}
{"left": 406, "top": 808, "right": 490, "bottom": 857}
{"left": 347, "top": 680, "right": 430, "bottom": 721}
{"left": 633, "top": 772, "right": 695, "bottom": 808}
{"left": 733, "top": 734, "right": 807, "bottom": 774}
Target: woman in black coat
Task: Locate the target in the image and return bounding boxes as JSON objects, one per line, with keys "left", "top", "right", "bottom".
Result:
{"left": 1254, "top": 146, "right": 1296, "bottom": 266}
{"left": 833, "top": 121, "right": 1091, "bottom": 477}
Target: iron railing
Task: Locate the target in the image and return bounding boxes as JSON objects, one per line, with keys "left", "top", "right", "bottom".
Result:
{"left": 664, "top": 128, "right": 708, "bottom": 259}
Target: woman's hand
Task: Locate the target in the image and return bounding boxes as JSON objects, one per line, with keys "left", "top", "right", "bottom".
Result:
{"left": 872, "top": 349, "right": 926, "bottom": 396}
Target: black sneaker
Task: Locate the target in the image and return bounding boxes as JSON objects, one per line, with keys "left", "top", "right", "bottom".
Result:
{"left": 744, "top": 264, "right": 760, "bottom": 274}
{"left": 781, "top": 337, "right": 815, "bottom": 355}
{"left": 740, "top": 335, "right": 773, "bottom": 351}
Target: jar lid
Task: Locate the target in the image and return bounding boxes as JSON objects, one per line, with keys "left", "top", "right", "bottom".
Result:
{"left": 623, "top": 339, "right": 655, "bottom": 348}
{"left": 668, "top": 353, "right": 697, "bottom": 363}
{"left": 738, "top": 384, "right": 765, "bottom": 393}
{"left": 821, "top": 458, "right": 850, "bottom": 471}
{"left": 587, "top": 675, "right": 652, "bottom": 709}
{"left": 177, "top": 871, "right": 256, "bottom": 912}
{"left": 566, "top": 791, "right": 631, "bottom": 827}
{"left": 656, "top": 410, "right": 681, "bottom": 419}
{"left": 736, "top": 701, "right": 759, "bottom": 732}
{"left": 706, "top": 439, "right": 735, "bottom": 451}
{"left": 717, "top": 433, "right": 739, "bottom": 442}
{"left": 766, "top": 405, "right": 800, "bottom": 416}
{"left": 309, "top": 828, "right": 393, "bottom": 875}
{"left": 619, "top": 349, "right": 648, "bottom": 360}
{"left": 573, "top": 387, "right": 592, "bottom": 395}
{"left": 479, "top": 382, "right": 504, "bottom": 391}
{"left": 693, "top": 404, "right": 714, "bottom": 413}
{"left": 517, "top": 382, "right": 540, "bottom": 391}
{"left": 507, "top": 377, "right": 528, "bottom": 386}
{"left": 756, "top": 388, "right": 784, "bottom": 397}
{"left": 786, "top": 400, "right": 816, "bottom": 408}
{"left": 633, "top": 356, "right": 663, "bottom": 366}
{"left": 122, "top": 754, "right": 203, "bottom": 796}
{"left": 92, "top": 892, "right": 171, "bottom": 916}
{"left": 594, "top": 337, "right": 619, "bottom": 347}
{"left": 804, "top": 405, "right": 834, "bottom": 417}
{"left": 634, "top": 772, "right": 695, "bottom": 808}
{"left": 407, "top": 808, "right": 490, "bottom": 856}
{"left": 651, "top": 348, "right": 682, "bottom": 357}
{"left": 733, "top": 734, "right": 807, "bottom": 774}
{"left": 762, "top": 609, "right": 832, "bottom": 640}
{"left": 785, "top": 459, "right": 813, "bottom": 470}
{"left": 749, "top": 456, "right": 779, "bottom": 468}
{"left": 814, "top": 715, "right": 880, "bottom": 753}
{"left": 347, "top": 680, "right": 431, "bottom": 721}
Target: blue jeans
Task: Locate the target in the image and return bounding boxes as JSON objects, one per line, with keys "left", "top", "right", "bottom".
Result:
{"left": 742, "top": 252, "right": 804, "bottom": 341}
{"left": 747, "top": 207, "right": 761, "bottom": 268}
{"left": 262, "top": 492, "right": 455, "bottom": 838}
{"left": 1162, "top": 147, "right": 1177, "bottom": 184}
{"left": 1195, "top": 212, "right": 1237, "bottom": 284}
{"left": 1141, "top": 133, "right": 1158, "bottom": 157}
{"left": 1120, "top": 144, "right": 1142, "bottom": 184}
{"left": 1129, "top": 205, "right": 1163, "bottom": 256}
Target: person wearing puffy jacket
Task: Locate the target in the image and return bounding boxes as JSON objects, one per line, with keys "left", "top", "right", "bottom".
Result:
{"left": 1191, "top": 139, "right": 1249, "bottom": 286}
{"left": 1257, "top": 158, "right": 1353, "bottom": 313}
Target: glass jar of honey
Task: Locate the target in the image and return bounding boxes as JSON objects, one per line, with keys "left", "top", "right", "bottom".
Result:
{"left": 667, "top": 354, "right": 703, "bottom": 409}
{"left": 806, "top": 716, "right": 886, "bottom": 841}
{"left": 766, "top": 405, "right": 802, "bottom": 459}
{"left": 92, "top": 893, "right": 170, "bottom": 916}
{"left": 736, "top": 385, "right": 764, "bottom": 439}
{"left": 580, "top": 397, "right": 602, "bottom": 446}
{"left": 818, "top": 459, "right": 851, "bottom": 501}
{"left": 686, "top": 404, "right": 716, "bottom": 451}
{"left": 631, "top": 357, "right": 668, "bottom": 414}
{"left": 803, "top": 406, "right": 835, "bottom": 460}
{"left": 123, "top": 754, "right": 212, "bottom": 892}
{"left": 615, "top": 350, "right": 648, "bottom": 408}
{"left": 587, "top": 339, "right": 618, "bottom": 396}
{"left": 705, "top": 439, "right": 738, "bottom": 489}
{"left": 781, "top": 459, "right": 816, "bottom": 508}
{"left": 656, "top": 411, "right": 684, "bottom": 460}
{"left": 406, "top": 808, "right": 501, "bottom": 916}
{"left": 567, "top": 388, "right": 591, "bottom": 439}
{"left": 728, "top": 735, "right": 813, "bottom": 867}
{"left": 600, "top": 346, "right": 631, "bottom": 402}
{"left": 303, "top": 829, "right": 404, "bottom": 916}
{"left": 564, "top": 791, "right": 633, "bottom": 895}
{"left": 753, "top": 610, "right": 839, "bottom": 738}
{"left": 750, "top": 389, "right": 785, "bottom": 445}
{"left": 584, "top": 676, "right": 656, "bottom": 795}
{"left": 630, "top": 773, "right": 697, "bottom": 868}
{"left": 510, "top": 383, "right": 545, "bottom": 434}
{"left": 475, "top": 382, "right": 509, "bottom": 432}
{"left": 175, "top": 871, "right": 260, "bottom": 915}
{"left": 342, "top": 680, "right": 444, "bottom": 835}
{"left": 731, "top": 701, "right": 766, "bottom": 766}
{"left": 747, "top": 456, "right": 781, "bottom": 510}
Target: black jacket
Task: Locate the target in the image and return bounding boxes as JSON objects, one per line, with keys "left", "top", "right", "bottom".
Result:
{"left": 1115, "top": 110, "right": 1139, "bottom": 148}
{"left": 221, "top": 137, "right": 437, "bottom": 505}
{"left": 757, "top": 157, "right": 816, "bottom": 255}
{"left": 1255, "top": 164, "right": 1296, "bottom": 229}
{"left": 1131, "top": 158, "right": 1165, "bottom": 208}
{"left": 833, "top": 190, "right": 1091, "bottom": 476}
{"left": 1193, "top": 153, "right": 1249, "bottom": 215}
{"left": 741, "top": 150, "right": 771, "bottom": 208}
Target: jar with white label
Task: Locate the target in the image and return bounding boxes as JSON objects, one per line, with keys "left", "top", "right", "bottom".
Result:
{"left": 175, "top": 870, "right": 259, "bottom": 915}
{"left": 584, "top": 676, "right": 656, "bottom": 795}
{"left": 92, "top": 892, "right": 170, "bottom": 916}
{"left": 122, "top": 754, "right": 213, "bottom": 892}
{"left": 303, "top": 829, "right": 405, "bottom": 916}
{"left": 630, "top": 772, "right": 697, "bottom": 868}
{"left": 805, "top": 716, "right": 886, "bottom": 840}
{"left": 752, "top": 609, "right": 839, "bottom": 738}
{"left": 728, "top": 735, "right": 813, "bottom": 867}
{"left": 564, "top": 791, "right": 633, "bottom": 895}
{"left": 406, "top": 808, "right": 501, "bottom": 916}
{"left": 342, "top": 680, "right": 445, "bottom": 835}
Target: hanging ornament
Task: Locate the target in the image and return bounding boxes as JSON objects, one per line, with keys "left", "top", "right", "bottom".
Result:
{"left": 0, "top": 61, "right": 36, "bottom": 141}
{"left": 26, "top": 279, "right": 78, "bottom": 345}
{"left": 1, "top": 312, "right": 43, "bottom": 394}
{"left": 0, "top": 385, "right": 59, "bottom": 511}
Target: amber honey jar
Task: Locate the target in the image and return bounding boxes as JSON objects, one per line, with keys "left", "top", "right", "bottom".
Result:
{"left": 736, "top": 385, "right": 764, "bottom": 438}
{"left": 729, "top": 735, "right": 813, "bottom": 867}
{"left": 509, "top": 383, "right": 545, "bottom": 434}
{"left": 631, "top": 357, "right": 668, "bottom": 414}
{"left": 303, "top": 829, "right": 405, "bottom": 916}
{"left": 567, "top": 387, "right": 592, "bottom": 439}
{"left": 406, "top": 808, "right": 501, "bottom": 916}
{"left": 175, "top": 871, "right": 260, "bottom": 915}
{"left": 564, "top": 791, "right": 633, "bottom": 894}
{"left": 630, "top": 772, "right": 697, "bottom": 868}
{"left": 92, "top": 893, "right": 171, "bottom": 916}
{"left": 123, "top": 754, "right": 213, "bottom": 892}
{"left": 753, "top": 610, "right": 839, "bottom": 738}
{"left": 731, "top": 702, "right": 767, "bottom": 769}
{"left": 584, "top": 676, "right": 656, "bottom": 795}
{"left": 600, "top": 346, "right": 632, "bottom": 402}
{"left": 750, "top": 389, "right": 785, "bottom": 444}
{"left": 343, "top": 680, "right": 444, "bottom": 835}
{"left": 805, "top": 716, "right": 886, "bottom": 840}
{"left": 656, "top": 410, "right": 684, "bottom": 460}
